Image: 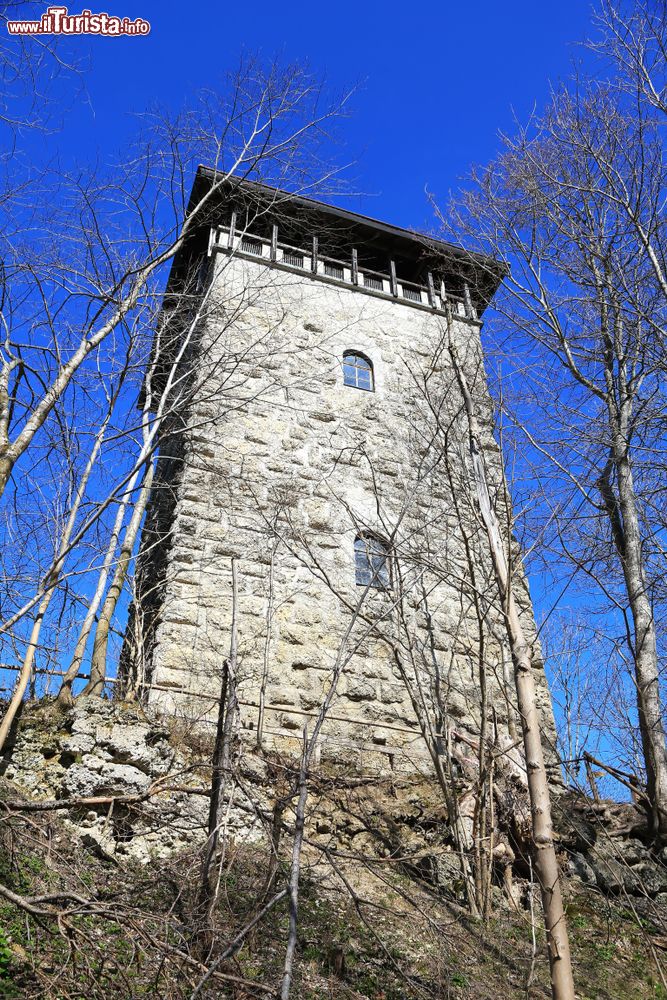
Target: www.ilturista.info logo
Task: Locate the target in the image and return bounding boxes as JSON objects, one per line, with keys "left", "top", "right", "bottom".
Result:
{"left": 6, "top": 6, "right": 150, "bottom": 35}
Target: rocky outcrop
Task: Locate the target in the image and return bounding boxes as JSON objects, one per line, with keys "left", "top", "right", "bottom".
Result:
{"left": 554, "top": 793, "right": 667, "bottom": 925}
{"left": 2, "top": 699, "right": 665, "bottom": 933}
{"left": 0, "top": 697, "right": 265, "bottom": 863}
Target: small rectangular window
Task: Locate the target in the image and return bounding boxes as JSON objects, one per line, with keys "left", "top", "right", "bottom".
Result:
{"left": 355, "top": 535, "right": 390, "bottom": 588}
{"left": 343, "top": 364, "right": 372, "bottom": 391}
{"left": 357, "top": 368, "right": 372, "bottom": 391}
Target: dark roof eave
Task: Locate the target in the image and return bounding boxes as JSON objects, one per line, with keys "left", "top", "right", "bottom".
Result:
{"left": 162, "top": 168, "right": 506, "bottom": 313}
{"left": 193, "top": 167, "right": 507, "bottom": 286}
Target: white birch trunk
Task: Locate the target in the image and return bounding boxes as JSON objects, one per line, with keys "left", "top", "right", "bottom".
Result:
{"left": 448, "top": 336, "right": 575, "bottom": 1000}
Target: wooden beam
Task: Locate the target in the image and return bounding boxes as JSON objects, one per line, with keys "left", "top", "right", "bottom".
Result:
{"left": 270, "top": 224, "right": 278, "bottom": 262}
{"left": 311, "top": 236, "right": 318, "bottom": 273}
{"left": 351, "top": 248, "right": 358, "bottom": 285}
{"left": 389, "top": 260, "right": 398, "bottom": 297}
{"left": 227, "top": 211, "right": 237, "bottom": 250}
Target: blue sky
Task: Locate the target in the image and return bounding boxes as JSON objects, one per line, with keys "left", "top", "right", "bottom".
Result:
{"left": 25, "top": 0, "right": 597, "bottom": 230}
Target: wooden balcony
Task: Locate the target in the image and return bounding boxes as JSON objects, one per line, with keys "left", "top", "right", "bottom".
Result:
{"left": 208, "top": 222, "right": 477, "bottom": 321}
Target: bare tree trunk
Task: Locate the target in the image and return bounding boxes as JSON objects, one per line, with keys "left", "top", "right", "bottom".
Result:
{"left": 57, "top": 465, "right": 143, "bottom": 707}
{"left": 189, "top": 888, "right": 288, "bottom": 999}
{"left": 196, "top": 657, "right": 229, "bottom": 953}
{"left": 600, "top": 454, "right": 667, "bottom": 841}
{"left": 256, "top": 545, "right": 276, "bottom": 750}
{"left": 198, "top": 663, "right": 229, "bottom": 912}
{"left": 220, "top": 560, "right": 239, "bottom": 782}
{"left": 272, "top": 592, "right": 393, "bottom": 998}
{"left": 82, "top": 458, "right": 155, "bottom": 696}
{"left": 0, "top": 407, "right": 111, "bottom": 749}
{"left": 389, "top": 639, "right": 481, "bottom": 918}
{"left": 197, "top": 558, "right": 239, "bottom": 950}
{"left": 449, "top": 336, "right": 575, "bottom": 1000}
{"left": 262, "top": 795, "right": 286, "bottom": 901}
{"left": 279, "top": 731, "right": 308, "bottom": 1000}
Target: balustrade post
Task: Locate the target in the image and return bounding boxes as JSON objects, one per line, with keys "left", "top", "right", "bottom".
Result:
{"left": 389, "top": 260, "right": 398, "bottom": 297}
{"left": 463, "top": 281, "right": 474, "bottom": 319}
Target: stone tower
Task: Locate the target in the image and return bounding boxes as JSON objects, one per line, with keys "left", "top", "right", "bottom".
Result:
{"left": 124, "top": 170, "right": 556, "bottom": 771}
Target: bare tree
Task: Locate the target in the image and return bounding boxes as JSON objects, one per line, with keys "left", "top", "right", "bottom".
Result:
{"left": 592, "top": 1, "right": 667, "bottom": 121}
{"left": 447, "top": 333, "right": 574, "bottom": 1000}
{"left": 0, "top": 1, "right": 83, "bottom": 134}
{"left": 0, "top": 362, "right": 129, "bottom": 746}
{"left": 0, "top": 61, "right": 350, "bottom": 498}
{"left": 440, "top": 69, "right": 667, "bottom": 842}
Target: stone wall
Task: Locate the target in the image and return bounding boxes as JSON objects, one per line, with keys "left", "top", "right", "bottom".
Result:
{"left": 126, "top": 251, "right": 556, "bottom": 771}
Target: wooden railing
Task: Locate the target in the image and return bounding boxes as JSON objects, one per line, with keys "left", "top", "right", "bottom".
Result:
{"left": 209, "top": 222, "right": 476, "bottom": 319}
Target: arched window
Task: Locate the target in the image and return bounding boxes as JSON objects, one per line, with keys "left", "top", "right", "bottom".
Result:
{"left": 343, "top": 351, "right": 374, "bottom": 392}
{"left": 354, "top": 533, "right": 390, "bottom": 589}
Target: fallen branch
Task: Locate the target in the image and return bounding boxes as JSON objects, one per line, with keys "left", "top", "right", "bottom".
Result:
{"left": 0, "top": 880, "right": 93, "bottom": 918}
{"left": 0, "top": 782, "right": 211, "bottom": 814}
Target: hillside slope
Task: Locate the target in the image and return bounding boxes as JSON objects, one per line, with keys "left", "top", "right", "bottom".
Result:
{"left": 0, "top": 699, "right": 664, "bottom": 999}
